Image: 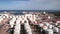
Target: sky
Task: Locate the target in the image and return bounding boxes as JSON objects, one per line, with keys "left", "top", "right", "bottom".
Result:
{"left": 0, "top": 0, "right": 60, "bottom": 10}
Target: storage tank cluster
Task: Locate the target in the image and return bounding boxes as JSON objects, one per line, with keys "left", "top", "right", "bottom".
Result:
{"left": 0, "top": 13, "right": 60, "bottom": 34}
{"left": 0, "top": 14, "right": 36, "bottom": 34}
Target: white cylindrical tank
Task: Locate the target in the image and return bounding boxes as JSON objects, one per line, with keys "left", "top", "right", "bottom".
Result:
{"left": 9, "top": 18, "right": 16, "bottom": 28}
{"left": 0, "top": 18, "right": 3, "bottom": 23}
{"left": 14, "top": 19, "right": 21, "bottom": 34}
{"left": 46, "top": 29, "right": 53, "bottom": 34}
{"left": 24, "top": 20, "right": 32, "bottom": 34}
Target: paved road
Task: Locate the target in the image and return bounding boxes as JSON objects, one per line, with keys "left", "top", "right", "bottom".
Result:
{"left": 0, "top": 18, "right": 11, "bottom": 34}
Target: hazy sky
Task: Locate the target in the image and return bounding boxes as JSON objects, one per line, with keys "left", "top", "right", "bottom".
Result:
{"left": 0, "top": 0, "right": 60, "bottom": 10}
